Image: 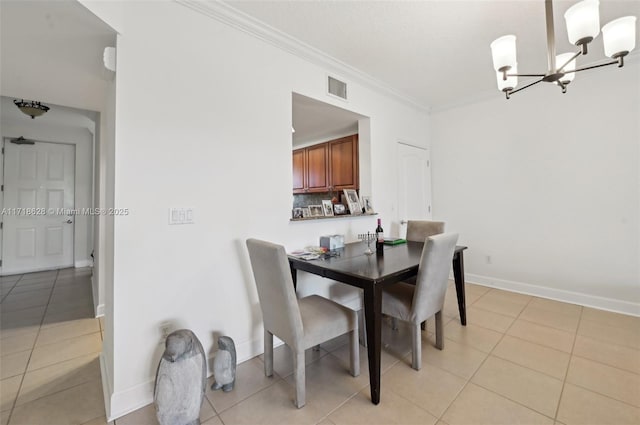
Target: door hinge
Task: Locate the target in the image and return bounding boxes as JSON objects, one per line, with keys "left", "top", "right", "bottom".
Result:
{"left": 428, "top": 205, "right": 431, "bottom": 213}
{"left": 1, "top": 147, "right": 4, "bottom": 154}
{"left": 1, "top": 185, "right": 3, "bottom": 191}
{"left": 0, "top": 222, "right": 3, "bottom": 229}
{"left": 0, "top": 260, "right": 2, "bottom": 267}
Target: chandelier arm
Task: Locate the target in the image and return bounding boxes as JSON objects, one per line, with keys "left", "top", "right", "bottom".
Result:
{"left": 506, "top": 73, "right": 546, "bottom": 77}
{"left": 569, "top": 59, "right": 620, "bottom": 74}
{"left": 557, "top": 51, "right": 582, "bottom": 73}
{"left": 507, "top": 77, "right": 545, "bottom": 96}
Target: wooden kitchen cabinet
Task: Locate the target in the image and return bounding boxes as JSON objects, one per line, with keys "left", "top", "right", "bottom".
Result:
{"left": 292, "top": 149, "right": 306, "bottom": 192}
{"left": 305, "top": 143, "right": 329, "bottom": 192}
{"left": 292, "top": 134, "right": 358, "bottom": 194}
{"left": 328, "top": 135, "right": 358, "bottom": 190}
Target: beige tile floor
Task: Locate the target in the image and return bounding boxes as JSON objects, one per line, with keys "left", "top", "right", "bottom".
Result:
{"left": 2, "top": 271, "right": 639, "bottom": 425}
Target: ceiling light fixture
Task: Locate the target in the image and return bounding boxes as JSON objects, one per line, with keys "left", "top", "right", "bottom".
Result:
{"left": 490, "top": 0, "right": 636, "bottom": 99}
{"left": 13, "top": 99, "right": 50, "bottom": 119}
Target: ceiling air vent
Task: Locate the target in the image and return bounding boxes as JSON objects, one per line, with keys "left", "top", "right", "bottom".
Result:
{"left": 327, "top": 76, "right": 347, "bottom": 100}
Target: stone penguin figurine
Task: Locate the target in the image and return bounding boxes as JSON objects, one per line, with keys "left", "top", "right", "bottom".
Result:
{"left": 154, "top": 329, "right": 206, "bottom": 425}
{"left": 211, "top": 336, "right": 236, "bottom": 392}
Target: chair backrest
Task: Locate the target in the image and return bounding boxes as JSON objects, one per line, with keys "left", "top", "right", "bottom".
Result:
{"left": 411, "top": 233, "right": 458, "bottom": 323}
{"left": 246, "top": 239, "right": 303, "bottom": 347}
{"left": 405, "top": 220, "right": 445, "bottom": 243}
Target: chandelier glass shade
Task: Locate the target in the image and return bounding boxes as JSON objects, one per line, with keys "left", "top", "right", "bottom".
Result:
{"left": 491, "top": 0, "right": 637, "bottom": 99}
{"left": 13, "top": 99, "right": 50, "bottom": 119}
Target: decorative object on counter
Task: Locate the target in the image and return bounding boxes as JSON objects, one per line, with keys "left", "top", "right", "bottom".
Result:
{"left": 322, "top": 200, "right": 334, "bottom": 216}
{"left": 333, "top": 204, "right": 347, "bottom": 215}
{"left": 358, "top": 232, "right": 376, "bottom": 255}
{"left": 154, "top": 329, "right": 206, "bottom": 425}
{"left": 301, "top": 207, "right": 310, "bottom": 218}
{"left": 211, "top": 336, "right": 236, "bottom": 392}
{"left": 13, "top": 99, "right": 50, "bottom": 119}
{"left": 320, "top": 234, "right": 345, "bottom": 251}
{"left": 292, "top": 208, "right": 303, "bottom": 219}
{"left": 375, "top": 218, "right": 385, "bottom": 254}
{"left": 361, "top": 196, "right": 374, "bottom": 214}
{"left": 343, "top": 189, "right": 361, "bottom": 215}
{"left": 308, "top": 205, "right": 324, "bottom": 217}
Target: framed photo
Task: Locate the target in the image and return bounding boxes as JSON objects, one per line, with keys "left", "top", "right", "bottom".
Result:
{"left": 308, "top": 205, "right": 324, "bottom": 217}
{"left": 333, "top": 204, "right": 347, "bottom": 215}
{"left": 292, "top": 208, "right": 304, "bottom": 219}
{"left": 301, "top": 207, "right": 311, "bottom": 218}
{"left": 322, "top": 200, "right": 334, "bottom": 217}
{"left": 361, "top": 196, "right": 374, "bottom": 214}
{"left": 343, "top": 189, "right": 361, "bottom": 215}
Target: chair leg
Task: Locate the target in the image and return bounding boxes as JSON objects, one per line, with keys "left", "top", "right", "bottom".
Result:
{"left": 358, "top": 309, "right": 367, "bottom": 347}
{"left": 264, "top": 330, "right": 273, "bottom": 377}
{"left": 350, "top": 328, "right": 360, "bottom": 377}
{"left": 435, "top": 311, "right": 444, "bottom": 350}
{"left": 293, "top": 348, "right": 306, "bottom": 408}
{"left": 411, "top": 323, "right": 422, "bottom": 370}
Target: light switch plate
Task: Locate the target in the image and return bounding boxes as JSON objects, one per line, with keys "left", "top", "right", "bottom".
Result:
{"left": 169, "top": 207, "right": 195, "bottom": 225}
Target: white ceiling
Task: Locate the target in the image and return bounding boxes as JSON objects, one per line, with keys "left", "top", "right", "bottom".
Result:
{"left": 227, "top": 0, "right": 640, "bottom": 110}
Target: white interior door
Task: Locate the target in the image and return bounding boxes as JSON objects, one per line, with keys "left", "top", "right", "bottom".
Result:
{"left": 397, "top": 143, "right": 432, "bottom": 239}
{"left": 2, "top": 140, "right": 75, "bottom": 274}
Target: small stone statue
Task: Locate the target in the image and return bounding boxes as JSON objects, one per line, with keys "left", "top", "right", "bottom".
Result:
{"left": 154, "top": 329, "right": 206, "bottom": 425}
{"left": 211, "top": 336, "right": 236, "bottom": 392}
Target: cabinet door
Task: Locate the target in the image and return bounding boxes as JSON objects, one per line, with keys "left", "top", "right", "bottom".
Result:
{"left": 292, "top": 149, "right": 306, "bottom": 193}
{"left": 329, "top": 135, "right": 358, "bottom": 190}
{"left": 306, "top": 144, "right": 329, "bottom": 192}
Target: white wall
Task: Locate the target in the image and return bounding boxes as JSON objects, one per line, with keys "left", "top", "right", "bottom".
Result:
{"left": 89, "top": 1, "right": 429, "bottom": 419}
{"left": 0, "top": 114, "right": 95, "bottom": 270}
{"left": 431, "top": 61, "right": 640, "bottom": 314}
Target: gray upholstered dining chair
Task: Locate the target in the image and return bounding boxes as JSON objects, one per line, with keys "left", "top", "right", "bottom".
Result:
{"left": 399, "top": 219, "right": 446, "bottom": 305}
{"left": 381, "top": 233, "right": 458, "bottom": 370}
{"left": 245, "top": 238, "right": 360, "bottom": 408}
{"left": 406, "top": 220, "right": 445, "bottom": 242}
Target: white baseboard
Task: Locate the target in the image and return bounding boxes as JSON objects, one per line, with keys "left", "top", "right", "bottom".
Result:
{"left": 96, "top": 304, "right": 105, "bottom": 317}
{"left": 100, "top": 353, "right": 113, "bottom": 422}
{"left": 466, "top": 273, "right": 640, "bottom": 317}
{"left": 75, "top": 259, "right": 93, "bottom": 268}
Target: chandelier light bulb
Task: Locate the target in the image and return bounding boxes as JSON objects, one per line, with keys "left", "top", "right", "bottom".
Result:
{"left": 602, "top": 16, "right": 637, "bottom": 58}
{"left": 490, "top": 35, "right": 517, "bottom": 72}
{"left": 565, "top": 0, "right": 600, "bottom": 46}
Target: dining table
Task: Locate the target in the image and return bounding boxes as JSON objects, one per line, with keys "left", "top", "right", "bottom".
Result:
{"left": 288, "top": 240, "right": 468, "bottom": 405}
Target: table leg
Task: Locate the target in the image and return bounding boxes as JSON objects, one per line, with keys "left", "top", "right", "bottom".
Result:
{"left": 290, "top": 263, "right": 297, "bottom": 291}
{"left": 452, "top": 251, "right": 467, "bottom": 326}
{"left": 363, "top": 284, "right": 382, "bottom": 404}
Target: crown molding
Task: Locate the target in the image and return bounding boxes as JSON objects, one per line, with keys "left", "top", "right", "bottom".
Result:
{"left": 175, "top": 0, "right": 429, "bottom": 113}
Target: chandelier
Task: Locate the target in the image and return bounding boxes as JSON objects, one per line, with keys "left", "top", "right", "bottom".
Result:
{"left": 490, "top": 0, "right": 637, "bottom": 99}
{"left": 13, "top": 99, "right": 50, "bottom": 119}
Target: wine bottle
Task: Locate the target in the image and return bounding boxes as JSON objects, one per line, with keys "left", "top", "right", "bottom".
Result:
{"left": 375, "top": 218, "right": 384, "bottom": 253}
